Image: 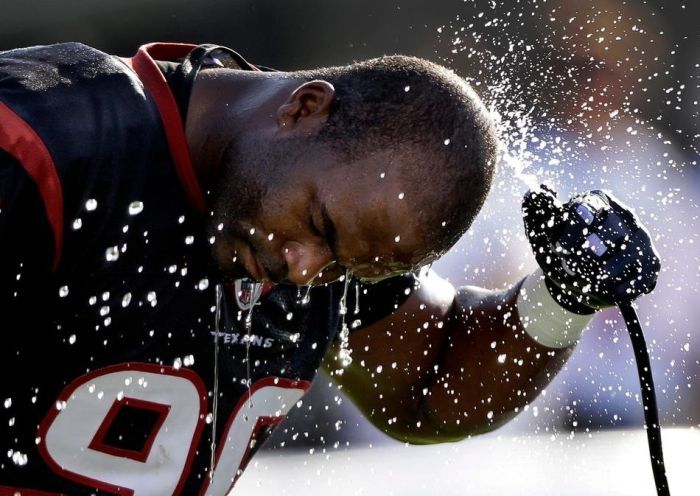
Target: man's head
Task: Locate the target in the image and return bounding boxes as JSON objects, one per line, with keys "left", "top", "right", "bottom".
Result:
{"left": 202, "top": 55, "right": 498, "bottom": 285}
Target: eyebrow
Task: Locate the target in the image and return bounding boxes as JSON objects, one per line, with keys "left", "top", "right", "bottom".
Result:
{"left": 320, "top": 203, "right": 341, "bottom": 264}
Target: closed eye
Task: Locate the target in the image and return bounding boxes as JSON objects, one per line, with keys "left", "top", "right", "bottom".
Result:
{"left": 309, "top": 214, "right": 323, "bottom": 237}
{"left": 310, "top": 206, "right": 341, "bottom": 266}
{"left": 320, "top": 204, "right": 340, "bottom": 260}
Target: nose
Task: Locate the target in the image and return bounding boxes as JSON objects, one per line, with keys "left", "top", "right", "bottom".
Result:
{"left": 282, "top": 241, "right": 335, "bottom": 285}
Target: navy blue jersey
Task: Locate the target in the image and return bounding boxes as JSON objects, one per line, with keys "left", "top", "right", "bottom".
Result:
{"left": 0, "top": 42, "right": 413, "bottom": 495}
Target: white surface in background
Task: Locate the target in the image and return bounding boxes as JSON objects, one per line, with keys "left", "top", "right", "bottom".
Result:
{"left": 236, "top": 429, "right": 699, "bottom": 496}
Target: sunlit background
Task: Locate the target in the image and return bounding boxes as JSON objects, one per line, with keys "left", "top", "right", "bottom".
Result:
{"left": 2, "top": 0, "right": 698, "bottom": 494}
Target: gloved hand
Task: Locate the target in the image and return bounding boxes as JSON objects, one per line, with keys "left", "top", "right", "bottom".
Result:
{"left": 522, "top": 185, "right": 661, "bottom": 313}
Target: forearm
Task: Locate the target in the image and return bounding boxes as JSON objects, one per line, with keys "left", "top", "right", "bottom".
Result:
{"left": 419, "top": 273, "right": 586, "bottom": 439}
{"left": 327, "top": 270, "right": 593, "bottom": 444}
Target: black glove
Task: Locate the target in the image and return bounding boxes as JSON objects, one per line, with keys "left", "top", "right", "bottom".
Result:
{"left": 522, "top": 186, "right": 661, "bottom": 314}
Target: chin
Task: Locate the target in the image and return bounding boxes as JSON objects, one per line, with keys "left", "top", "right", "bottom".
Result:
{"left": 216, "top": 263, "right": 251, "bottom": 283}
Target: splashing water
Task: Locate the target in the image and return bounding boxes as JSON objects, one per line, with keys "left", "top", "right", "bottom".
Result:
{"left": 301, "top": 285, "right": 313, "bottom": 306}
{"left": 209, "top": 283, "right": 223, "bottom": 480}
{"left": 354, "top": 282, "right": 360, "bottom": 315}
{"left": 243, "top": 280, "right": 263, "bottom": 401}
{"left": 430, "top": 0, "right": 700, "bottom": 447}
{"left": 295, "top": 260, "right": 341, "bottom": 306}
{"left": 490, "top": 103, "right": 543, "bottom": 191}
{"left": 209, "top": 279, "right": 262, "bottom": 479}
{"left": 336, "top": 270, "right": 353, "bottom": 369}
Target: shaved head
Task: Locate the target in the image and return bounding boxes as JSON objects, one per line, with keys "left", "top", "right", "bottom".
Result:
{"left": 301, "top": 55, "right": 498, "bottom": 258}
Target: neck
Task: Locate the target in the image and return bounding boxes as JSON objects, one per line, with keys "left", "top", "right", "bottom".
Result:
{"left": 185, "top": 69, "right": 301, "bottom": 195}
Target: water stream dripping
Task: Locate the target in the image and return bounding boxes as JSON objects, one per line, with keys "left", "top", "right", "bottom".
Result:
{"left": 243, "top": 280, "right": 263, "bottom": 406}
{"left": 354, "top": 281, "right": 360, "bottom": 315}
{"left": 301, "top": 285, "right": 313, "bottom": 306}
{"left": 209, "top": 283, "right": 223, "bottom": 480}
{"left": 337, "top": 269, "right": 352, "bottom": 368}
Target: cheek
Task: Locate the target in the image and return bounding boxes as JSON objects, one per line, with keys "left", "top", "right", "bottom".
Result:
{"left": 258, "top": 199, "right": 309, "bottom": 239}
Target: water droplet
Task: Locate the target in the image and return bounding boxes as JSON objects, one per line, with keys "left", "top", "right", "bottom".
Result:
{"left": 185, "top": 235, "right": 194, "bottom": 245}
{"left": 404, "top": 85, "right": 410, "bottom": 92}
{"left": 249, "top": 228, "right": 256, "bottom": 235}
{"left": 121, "top": 293, "right": 132, "bottom": 307}
{"left": 72, "top": 218, "right": 82, "bottom": 230}
{"left": 286, "top": 312, "right": 293, "bottom": 320}
{"left": 267, "top": 233, "right": 275, "bottom": 241}
{"left": 68, "top": 334, "right": 76, "bottom": 345}
{"left": 11, "top": 451, "right": 28, "bottom": 466}
{"left": 85, "top": 199, "right": 97, "bottom": 211}
{"left": 398, "top": 192, "right": 405, "bottom": 200}
{"left": 58, "top": 285, "right": 69, "bottom": 298}
{"left": 105, "top": 246, "right": 119, "bottom": 262}
{"left": 3, "top": 398, "right": 11, "bottom": 408}
{"left": 394, "top": 235, "right": 401, "bottom": 243}
{"left": 147, "top": 291, "right": 157, "bottom": 302}
{"left": 197, "top": 278, "right": 209, "bottom": 291}
{"left": 128, "top": 201, "right": 144, "bottom": 215}
{"left": 444, "top": 138, "right": 451, "bottom": 145}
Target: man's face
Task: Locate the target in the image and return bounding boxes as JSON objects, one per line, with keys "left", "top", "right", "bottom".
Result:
{"left": 211, "top": 148, "right": 432, "bottom": 285}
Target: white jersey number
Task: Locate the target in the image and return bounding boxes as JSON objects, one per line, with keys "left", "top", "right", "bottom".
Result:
{"left": 38, "top": 363, "right": 309, "bottom": 496}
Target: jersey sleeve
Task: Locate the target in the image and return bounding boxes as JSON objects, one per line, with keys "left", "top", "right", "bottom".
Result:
{"left": 0, "top": 148, "right": 55, "bottom": 299}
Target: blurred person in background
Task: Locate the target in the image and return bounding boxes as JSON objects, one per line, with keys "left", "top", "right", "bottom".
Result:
{"left": 433, "top": 0, "right": 699, "bottom": 435}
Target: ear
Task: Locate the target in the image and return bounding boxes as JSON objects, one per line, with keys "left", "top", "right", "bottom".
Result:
{"left": 276, "top": 80, "right": 335, "bottom": 135}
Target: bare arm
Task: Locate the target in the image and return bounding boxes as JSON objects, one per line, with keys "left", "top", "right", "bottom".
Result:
{"left": 322, "top": 270, "right": 580, "bottom": 444}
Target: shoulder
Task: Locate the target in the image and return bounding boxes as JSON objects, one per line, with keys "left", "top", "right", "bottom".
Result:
{"left": 0, "top": 42, "right": 126, "bottom": 84}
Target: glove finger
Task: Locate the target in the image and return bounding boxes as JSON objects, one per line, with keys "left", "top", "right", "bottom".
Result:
{"left": 522, "top": 187, "right": 564, "bottom": 234}
{"left": 592, "top": 190, "right": 643, "bottom": 231}
{"left": 523, "top": 187, "right": 569, "bottom": 270}
{"left": 606, "top": 230, "right": 660, "bottom": 302}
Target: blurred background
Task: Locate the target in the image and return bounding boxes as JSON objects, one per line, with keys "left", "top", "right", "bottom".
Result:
{"left": 2, "top": 0, "right": 698, "bottom": 487}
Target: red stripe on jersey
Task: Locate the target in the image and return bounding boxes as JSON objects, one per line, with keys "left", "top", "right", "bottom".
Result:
{"left": 130, "top": 43, "right": 207, "bottom": 215}
{"left": 0, "top": 100, "right": 63, "bottom": 270}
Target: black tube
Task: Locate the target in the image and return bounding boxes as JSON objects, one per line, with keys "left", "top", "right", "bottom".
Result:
{"left": 618, "top": 301, "right": 671, "bottom": 496}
